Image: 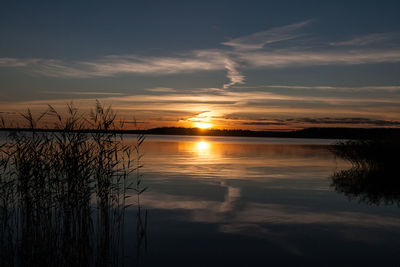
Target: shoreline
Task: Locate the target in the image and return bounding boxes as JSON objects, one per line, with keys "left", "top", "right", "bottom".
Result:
{"left": 1, "top": 127, "right": 399, "bottom": 140}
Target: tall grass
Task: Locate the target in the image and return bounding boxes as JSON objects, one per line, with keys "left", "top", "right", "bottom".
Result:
{"left": 0, "top": 101, "right": 146, "bottom": 266}
{"left": 330, "top": 137, "right": 399, "bottom": 206}
{"left": 330, "top": 138, "right": 398, "bottom": 171}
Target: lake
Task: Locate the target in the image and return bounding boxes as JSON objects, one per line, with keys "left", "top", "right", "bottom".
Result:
{"left": 121, "top": 135, "right": 400, "bottom": 266}
{"left": 1, "top": 133, "right": 399, "bottom": 266}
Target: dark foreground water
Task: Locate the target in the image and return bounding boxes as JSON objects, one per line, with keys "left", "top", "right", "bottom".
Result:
{"left": 121, "top": 135, "right": 400, "bottom": 266}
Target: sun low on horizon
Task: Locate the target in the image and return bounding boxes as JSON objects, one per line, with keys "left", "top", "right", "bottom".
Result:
{"left": 193, "top": 122, "right": 213, "bottom": 129}
{"left": 0, "top": 0, "right": 400, "bottom": 131}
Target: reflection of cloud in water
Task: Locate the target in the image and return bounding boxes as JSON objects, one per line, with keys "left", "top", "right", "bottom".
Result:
{"left": 141, "top": 181, "right": 242, "bottom": 219}
{"left": 140, "top": 185, "right": 400, "bottom": 255}
{"left": 141, "top": 191, "right": 400, "bottom": 229}
{"left": 219, "top": 183, "right": 241, "bottom": 213}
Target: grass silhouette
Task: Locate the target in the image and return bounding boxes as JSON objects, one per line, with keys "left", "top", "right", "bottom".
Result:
{"left": 0, "top": 101, "right": 146, "bottom": 266}
{"left": 330, "top": 137, "right": 399, "bottom": 206}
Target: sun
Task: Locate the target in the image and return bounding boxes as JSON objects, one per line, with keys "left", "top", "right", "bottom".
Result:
{"left": 194, "top": 122, "right": 212, "bottom": 129}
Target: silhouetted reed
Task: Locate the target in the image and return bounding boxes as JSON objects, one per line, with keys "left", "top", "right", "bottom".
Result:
{"left": 330, "top": 137, "right": 399, "bottom": 205}
{"left": 331, "top": 167, "right": 400, "bottom": 206}
{"left": 0, "top": 101, "right": 146, "bottom": 266}
{"left": 330, "top": 138, "right": 398, "bottom": 171}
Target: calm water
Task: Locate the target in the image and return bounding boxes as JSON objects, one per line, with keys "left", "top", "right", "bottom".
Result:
{"left": 122, "top": 135, "right": 400, "bottom": 266}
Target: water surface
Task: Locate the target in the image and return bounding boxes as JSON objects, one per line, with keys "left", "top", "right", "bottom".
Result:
{"left": 123, "top": 135, "right": 400, "bottom": 266}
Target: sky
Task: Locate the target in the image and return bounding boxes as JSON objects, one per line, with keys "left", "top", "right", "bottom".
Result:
{"left": 0, "top": 0, "right": 400, "bottom": 130}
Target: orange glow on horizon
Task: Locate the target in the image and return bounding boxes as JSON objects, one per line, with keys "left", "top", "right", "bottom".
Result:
{"left": 193, "top": 122, "right": 212, "bottom": 129}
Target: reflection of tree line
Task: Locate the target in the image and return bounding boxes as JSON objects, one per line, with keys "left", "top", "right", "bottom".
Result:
{"left": 0, "top": 102, "right": 147, "bottom": 266}
{"left": 330, "top": 137, "right": 399, "bottom": 206}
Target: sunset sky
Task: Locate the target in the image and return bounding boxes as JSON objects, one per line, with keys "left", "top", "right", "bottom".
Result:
{"left": 1, "top": 0, "right": 400, "bottom": 130}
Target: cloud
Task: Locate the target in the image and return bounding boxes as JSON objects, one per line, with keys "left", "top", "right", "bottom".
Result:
{"left": 0, "top": 52, "right": 244, "bottom": 89}
{"left": 5, "top": 87, "right": 400, "bottom": 109}
{"left": 8, "top": 47, "right": 397, "bottom": 82}
{"left": 242, "top": 121, "right": 286, "bottom": 126}
{"left": 21, "top": 88, "right": 400, "bottom": 126}
{"left": 291, "top": 117, "right": 400, "bottom": 126}
{"left": 223, "top": 58, "right": 245, "bottom": 88}
{"left": 49, "top": 55, "right": 224, "bottom": 78}
{"left": 43, "top": 91, "right": 124, "bottom": 96}
{"left": 145, "top": 87, "right": 177, "bottom": 93}
{"left": 81, "top": 54, "right": 224, "bottom": 76}
{"left": 221, "top": 20, "right": 311, "bottom": 50}
{"left": 8, "top": 47, "right": 398, "bottom": 82}
{"left": 2, "top": 87, "right": 400, "bottom": 129}
{"left": 330, "top": 32, "right": 398, "bottom": 46}
{"left": 236, "top": 49, "right": 400, "bottom": 68}
{"left": 0, "top": 54, "right": 225, "bottom": 78}
{"left": 240, "top": 85, "right": 400, "bottom": 92}
{"left": 192, "top": 50, "right": 245, "bottom": 88}
{"left": 1, "top": 21, "right": 400, "bottom": 91}
{"left": 243, "top": 117, "right": 400, "bottom": 127}
{"left": 0, "top": 57, "right": 39, "bottom": 67}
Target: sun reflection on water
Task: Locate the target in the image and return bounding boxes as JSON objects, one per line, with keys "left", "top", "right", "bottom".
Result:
{"left": 196, "top": 141, "right": 209, "bottom": 150}
{"left": 193, "top": 141, "right": 213, "bottom": 158}
{"left": 140, "top": 138, "right": 342, "bottom": 181}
